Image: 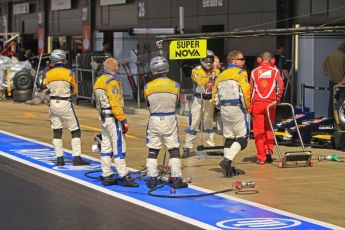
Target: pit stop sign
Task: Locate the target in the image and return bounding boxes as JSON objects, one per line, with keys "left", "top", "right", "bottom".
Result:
{"left": 169, "top": 39, "right": 207, "bottom": 60}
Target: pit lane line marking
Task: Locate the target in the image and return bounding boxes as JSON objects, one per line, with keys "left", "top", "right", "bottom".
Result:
{"left": 79, "top": 124, "right": 138, "bottom": 139}
{"left": 0, "top": 151, "right": 219, "bottom": 230}
{"left": 21, "top": 112, "right": 138, "bottom": 139}
{"left": 0, "top": 130, "right": 342, "bottom": 230}
{"left": 0, "top": 130, "right": 218, "bottom": 230}
{"left": 23, "top": 112, "right": 37, "bottom": 118}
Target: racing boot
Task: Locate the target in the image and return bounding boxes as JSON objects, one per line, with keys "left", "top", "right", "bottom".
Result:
{"left": 265, "top": 150, "right": 273, "bottom": 164}
{"left": 181, "top": 148, "right": 190, "bottom": 159}
{"left": 219, "top": 158, "right": 234, "bottom": 177}
{"left": 102, "top": 174, "right": 117, "bottom": 186}
{"left": 56, "top": 156, "right": 65, "bottom": 166}
{"left": 73, "top": 156, "right": 90, "bottom": 166}
{"left": 146, "top": 177, "right": 158, "bottom": 189}
{"left": 117, "top": 175, "right": 139, "bottom": 187}
{"left": 172, "top": 177, "right": 188, "bottom": 189}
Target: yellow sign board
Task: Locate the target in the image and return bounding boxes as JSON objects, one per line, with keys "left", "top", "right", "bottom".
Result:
{"left": 169, "top": 39, "right": 207, "bottom": 60}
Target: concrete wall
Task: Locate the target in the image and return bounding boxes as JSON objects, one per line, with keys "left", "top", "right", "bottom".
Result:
{"left": 11, "top": 1, "right": 38, "bottom": 34}
{"left": 95, "top": 0, "right": 138, "bottom": 31}
{"left": 292, "top": 0, "right": 345, "bottom": 25}
{"left": 297, "top": 34, "right": 344, "bottom": 117}
{"left": 139, "top": 0, "right": 277, "bottom": 56}
{"left": 48, "top": 1, "right": 84, "bottom": 36}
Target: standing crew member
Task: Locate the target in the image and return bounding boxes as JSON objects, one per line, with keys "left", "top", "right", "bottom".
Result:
{"left": 322, "top": 41, "right": 345, "bottom": 117}
{"left": 94, "top": 58, "right": 139, "bottom": 187}
{"left": 182, "top": 50, "right": 220, "bottom": 158}
{"left": 250, "top": 52, "right": 284, "bottom": 164}
{"left": 144, "top": 56, "right": 187, "bottom": 189}
{"left": 44, "top": 49, "right": 90, "bottom": 166}
{"left": 212, "top": 50, "right": 250, "bottom": 177}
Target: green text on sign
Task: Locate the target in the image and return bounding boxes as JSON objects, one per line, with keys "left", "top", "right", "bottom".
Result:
{"left": 169, "top": 39, "right": 207, "bottom": 60}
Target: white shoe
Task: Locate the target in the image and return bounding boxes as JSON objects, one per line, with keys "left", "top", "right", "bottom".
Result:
{"left": 206, "top": 139, "right": 215, "bottom": 147}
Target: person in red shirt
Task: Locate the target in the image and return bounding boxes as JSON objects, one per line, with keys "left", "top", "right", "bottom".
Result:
{"left": 250, "top": 52, "right": 284, "bottom": 164}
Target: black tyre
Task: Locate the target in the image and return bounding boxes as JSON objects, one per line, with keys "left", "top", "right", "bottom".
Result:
{"left": 82, "top": 52, "right": 92, "bottom": 69}
{"left": 13, "top": 71, "right": 34, "bottom": 90}
{"left": 35, "top": 70, "right": 46, "bottom": 90}
{"left": 13, "top": 89, "right": 33, "bottom": 102}
{"left": 79, "top": 51, "right": 107, "bottom": 69}
{"left": 335, "top": 95, "right": 345, "bottom": 130}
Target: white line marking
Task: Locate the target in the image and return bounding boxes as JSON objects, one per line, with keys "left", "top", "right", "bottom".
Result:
{"left": 0, "top": 130, "right": 344, "bottom": 230}
{"left": 0, "top": 131, "right": 219, "bottom": 230}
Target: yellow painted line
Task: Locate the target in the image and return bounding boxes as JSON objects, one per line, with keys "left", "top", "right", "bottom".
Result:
{"left": 80, "top": 124, "right": 101, "bottom": 132}
{"left": 23, "top": 112, "right": 37, "bottom": 118}
{"left": 80, "top": 124, "right": 138, "bottom": 139}
{"left": 178, "top": 123, "right": 189, "bottom": 128}
{"left": 22, "top": 112, "right": 137, "bottom": 139}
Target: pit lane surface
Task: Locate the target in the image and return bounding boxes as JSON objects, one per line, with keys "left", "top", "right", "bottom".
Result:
{"left": 0, "top": 130, "right": 342, "bottom": 230}
{"left": 0, "top": 155, "right": 201, "bottom": 230}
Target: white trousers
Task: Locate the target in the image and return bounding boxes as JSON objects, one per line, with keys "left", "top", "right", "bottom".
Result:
{"left": 146, "top": 115, "right": 180, "bottom": 150}
{"left": 184, "top": 97, "right": 215, "bottom": 149}
{"left": 100, "top": 117, "right": 128, "bottom": 178}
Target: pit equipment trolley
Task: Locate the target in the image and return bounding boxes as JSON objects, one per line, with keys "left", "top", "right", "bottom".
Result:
{"left": 267, "top": 102, "right": 313, "bottom": 168}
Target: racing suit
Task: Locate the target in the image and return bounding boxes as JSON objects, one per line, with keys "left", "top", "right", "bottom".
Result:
{"left": 184, "top": 66, "right": 220, "bottom": 149}
{"left": 144, "top": 76, "right": 183, "bottom": 179}
{"left": 250, "top": 62, "right": 284, "bottom": 162}
{"left": 44, "top": 65, "right": 81, "bottom": 159}
{"left": 212, "top": 64, "right": 250, "bottom": 164}
{"left": 94, "top": 71, "right": 128, "bottom": 178}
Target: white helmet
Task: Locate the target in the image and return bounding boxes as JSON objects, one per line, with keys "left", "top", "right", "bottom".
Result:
{"left": 50, "top": 49, "right": 66, "bottom": 64}
{"left": 150, "top": 56, "right": 169, "bottom": 75}
{"left": 200, "top": 50, "right": 214, "bottom": 70}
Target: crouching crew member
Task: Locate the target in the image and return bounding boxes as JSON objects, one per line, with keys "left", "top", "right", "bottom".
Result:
{"left": 44, "top": 49, "right": 89, "bottom": 166}
{"left": 250, "top": 52, "right": 284, "bottom": 164}
{"left": 212, "top": 50, "right": 250, "bottom": 177}
{"left": 182, "top": 50, "right": 220, "bottom": 158}
{"left": 144, "top": 56, "right": 188, "bottom": 189}
{"left": 94, "top": 58, "right": 139, "bottom": 187}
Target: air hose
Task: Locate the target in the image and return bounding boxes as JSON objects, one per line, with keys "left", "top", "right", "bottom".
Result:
{"left": 84, "top": 168, "right": 147, "bottom": 180}
{"left": 84, "top": 168, "right": 258, "bottom": 197}
{"left": 147, "top": 180, "right": 258, "bottom": 198}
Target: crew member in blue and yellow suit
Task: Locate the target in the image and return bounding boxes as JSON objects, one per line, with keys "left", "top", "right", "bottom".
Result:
{"left": 182, "top": 50, "right": 220, "bottom": 158}
{"left": 144, "top": 56, "right": 188, "bottom": 189}
{"left": 212, "top": 50, "right": 251, "bottom": 177}
{"left": 44, "top": 49, "right": 90, "bottom": 167}
{"left": 94, "top": 58, "right": 139, "bottom": 187}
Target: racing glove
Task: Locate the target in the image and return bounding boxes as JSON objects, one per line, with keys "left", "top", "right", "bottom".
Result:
{"left": 206, "top": 82, "right": 214, "bottom": 91}
{"left": 121, "top": 119, "right": 129, "bottom": 134}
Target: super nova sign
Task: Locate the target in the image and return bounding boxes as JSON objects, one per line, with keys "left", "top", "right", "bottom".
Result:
{"left": 169, "top": 39, "right": 207, "bottom": 60}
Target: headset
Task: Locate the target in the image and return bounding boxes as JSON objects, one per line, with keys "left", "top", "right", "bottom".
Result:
{"left": 256, "top": 52, "right": 275, "bottom": 66}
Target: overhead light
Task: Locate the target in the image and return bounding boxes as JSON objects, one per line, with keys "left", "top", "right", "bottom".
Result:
{"left": 129, "top": 28, "right": 176, "bottom": 35}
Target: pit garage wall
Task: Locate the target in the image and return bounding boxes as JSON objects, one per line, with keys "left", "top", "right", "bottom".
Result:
{"left": 11, "top": 1, "right": 38, "bottom": 35}
{"left": 94, "top": 0, "right": 138, "bottom": 31}
{"left": 48, "top": 2, "right": 84, "bottom": 36}
{"left": 297, "top": 34, "right": 344, "bottom": 117}
{"left": 137, "top": 0, "right": 278, "bottom": 88}
{"left": 292, "top": 0, "right": 345, "bottom": 26}
{"left": 0, "top": 4, "right": 5, "bottom": 33}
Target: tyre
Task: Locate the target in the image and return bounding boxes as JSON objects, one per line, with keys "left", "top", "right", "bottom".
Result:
{"left": 13, "top": 89, "right": 33, "bottom": 102}
{"left": 35, "top": 70, "right": 46, "bottom": 90}
{"left": 79, "top": 51, "right": 107, "bottom": 69}
{"left": 82, "top": 52, "right": 92, "bottom": 69}
{"left": 334, "top": 95, "right": 345, "bottom": 130}
{"left": 13, "top": 71, "right": 34, "bottom": 90}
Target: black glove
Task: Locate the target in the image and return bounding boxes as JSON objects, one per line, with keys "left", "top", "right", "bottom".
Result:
{"left": 121, "top": 119, "right": 128, "bottom": 134}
